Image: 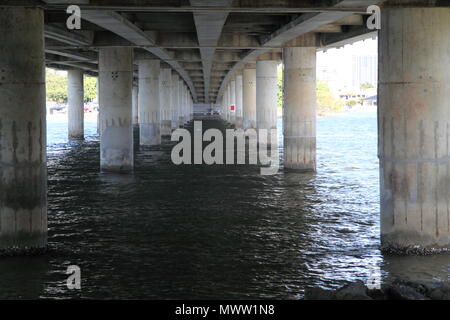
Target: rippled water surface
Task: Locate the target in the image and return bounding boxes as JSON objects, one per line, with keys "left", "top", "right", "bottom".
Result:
{"left": 0, "top": 112, "right": 449, "bottom": 299}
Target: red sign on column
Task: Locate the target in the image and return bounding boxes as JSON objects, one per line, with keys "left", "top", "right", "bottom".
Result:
{"left": 230, "top": 105, "right": 235, "bottom": 111}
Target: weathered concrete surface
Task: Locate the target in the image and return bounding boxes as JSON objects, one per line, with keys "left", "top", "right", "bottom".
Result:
{"left": 132, "top": 85, "right": 139, "bottom": 125}
{"left": 171, "top": 73, "right": 180, "bottom": 129}
{"left": 235, "top": 74, "right": 243, "bottom": 128}
{"left": 229, "top": 79, "right": 236, "bottom": 125}
{"left": 68, "top": 69, "right": 84, "bottom": 140}
{"left": 160, "top": 68, "right": 172, "bottom": 137}
{"left": 99, "top": 47, "right": 134, "bottom": 172}
{"left": 379, "top": 8, "right": 450, "bottom": 252}
{"left": 256, "top": 60, "right": 278, "bottom": 144}
{"left": 242, "top": 68, "right": 257, "bottom": 129}
{"left": 0, "top": 7, "right": 47, "bottom": 252}
{"left": 283, "top": 47, "right": 316, "bottom": 172}
{"left": 138, "top": 59, "right": 161, "bottom": 146}
{"left": 223, "top": 85, "right": 229, "bottom": 122}
{"left": 178, "top": 80, "right": 186, "bottom": 125}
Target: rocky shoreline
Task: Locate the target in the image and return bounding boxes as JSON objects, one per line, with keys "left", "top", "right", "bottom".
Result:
{"left": 305, "top": 280, "right": 450, "bottom": 300}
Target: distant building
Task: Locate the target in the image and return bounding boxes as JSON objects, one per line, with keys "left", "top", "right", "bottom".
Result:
{"left": 352, "top": 55, "right": 377, "bottom": 88}
{"left": 363, "top": 95, "right": 377, "bottom": 107}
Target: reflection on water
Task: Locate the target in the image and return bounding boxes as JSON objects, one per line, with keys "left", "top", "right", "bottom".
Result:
{"left": 0, "top": 113, "right": 448, "bottom": 299}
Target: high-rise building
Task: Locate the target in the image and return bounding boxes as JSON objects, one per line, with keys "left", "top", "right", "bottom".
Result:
{"left": 351, "top": 55, "right": 378, "bottom": 88}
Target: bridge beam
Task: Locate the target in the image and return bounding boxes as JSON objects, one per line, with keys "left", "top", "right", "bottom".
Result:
{"left": 379, "top": 7, "right": 450, "bottom": 252}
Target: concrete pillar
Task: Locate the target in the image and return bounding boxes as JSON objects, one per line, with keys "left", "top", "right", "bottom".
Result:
{"left": 224, "top": 86, "right": 229, "bottom": 121}
{"left": 182, "top": 85, "right": 187, "bottom": 123}
{"left": 99, "top": 47, "right": 134, "bottom": 172}
{"left": 132, "top": 85, "right": 139, "bottom": 125}
{"left": 160, "top": 68, "right": 172, "bottom": 137}
{"left": 178, "top": 80, "right": 185, "bottom": 125}
{"left": 68, "top": 69, "right": 84, "bottom": 140}
{"left": 96, "top": 77, "right": 101, "bottom": 134}
{"left": 0, "top": 7, "right": 47, "bottom": 251}
{"left": 138, "top": 60, "right": 161, "bottom": 146}
{"left": 283, "top": 47, "right": 316, "bottom": 172}
{"left": 235, "top": 74, "right": 243, "bottom": 128}
{"left": 256, "top": 60, "right": 278, "bottom": 143}
{"left": 185, "top": 89, "right": 189, "bottom": 121}
{"left": 243, "top": 68, "right": 257, "bottom": 129}
{"left": 227, "top": 84, "right": 232, "bottom": 122}
{"left": 171, "top": 73, "right": 180, "bottom": 129}
{"left": 229, "top": 80, "right": 236, "bottom": 125}
{"left": 379, "top": 8, "right": 450, "bottom": 252}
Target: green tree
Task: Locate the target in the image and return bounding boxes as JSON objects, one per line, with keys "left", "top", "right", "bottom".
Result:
{"left": 46, "top": 68, "right": 98, "bottom": 103}
{"left": 277, "top": 69, "right": 342, "bottom": 115}
{"left": 278, "top": 68, "right": 283, "bottom": 110}
{"left": 84, "top": 76, "right": 98, "bottom": 102}
{"left": 360, "top": 82, "right": 374, "bottom": 90}
{"left": 316, "top": 80, "right": 343, "bottom": 114}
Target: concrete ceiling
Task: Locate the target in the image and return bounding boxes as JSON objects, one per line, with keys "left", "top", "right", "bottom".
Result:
{"left": 32, "top": 0, "right": 390, "bottom": 103}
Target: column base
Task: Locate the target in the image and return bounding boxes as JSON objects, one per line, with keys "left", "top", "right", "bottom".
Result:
{"left": 140, "top": 123, "right": 161, "bottom": 146}
{"left": 69, "top": 134, "right": 84, "bottom": 141}
{"left": 283, "top": 166, "right": 315, "bottom": 173}
{"left": 160, "top": 120, "right": 172, "bottom": 137}
{"left": 101, "top": 165, "right": 133, "bottom": 174}
{"left": 381, "top": 231, "right": 450, "bottom": 255}
{"left": 0, "top": 232, "right": 47, "bottom": 256}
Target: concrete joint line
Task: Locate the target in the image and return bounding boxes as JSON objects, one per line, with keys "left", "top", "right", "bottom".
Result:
{"left": 379, "top": 156, "right": 450, "bottom": 164}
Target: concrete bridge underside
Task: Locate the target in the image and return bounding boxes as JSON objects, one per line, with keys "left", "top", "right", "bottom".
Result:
{"left": 0, "top": 1, "right": 449, "bottom": 254}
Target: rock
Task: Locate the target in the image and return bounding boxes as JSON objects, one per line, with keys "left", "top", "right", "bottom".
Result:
{"left": 305, "top": 279, "right": 450, "bottom": 300}
{"left": 384, "top": 280, "right": 429, "bottom": 300}
{"left": 304, "top": 287, "right": 337, "bottom": 300}
{"left": 305, "top": 281, "right": 372, "bottom": 300}
{"left": 426, "top": 285, "right": 450, "bottom": 300}
{"left": 334, "top": 280, "right": 372, "bottom": 300}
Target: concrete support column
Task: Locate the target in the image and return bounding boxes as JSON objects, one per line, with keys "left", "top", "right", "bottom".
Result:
{"left": 0, "top": 7, "right": 47, "bottom": 251}
{"left": 68, "top": 70, "right": 84, "bottom": 140}
{"left": 178, "top": 80, "right": 185, "bottom": 125}
{"left": 256, "top": 60, "right": 278, "bottom": 143}
{"left": 132, "top": 85, "right": 139, "bottom": 125}
{"left": 229, "top": 80, "right": 236, "bottom": 125}
{"left": 138, "top": 60, "right": 161, "bottom": 146}
{"left": 223, "top": 86, "right": 229, "bottom": 121}
{"left": 183, "top": 84, "right": 189, "bottom": 123}
{"left": 379, "top": 8, "right": 450, "bottom": 252}
{"left": 99, "top": 47, "right": 134, "bottom": 172}
{"left": 96, "top": 77, "right": 101, "bottom": 134}
{"left": 188, "top": 91, "right": 192, "bottom": 121}
{"left": 283, "top": 47, "right": 316, "bottom": 172}
{"left": 171, "top": 73, "right": 180, "bottom": 129}
{"left": 243, "top": 68, "right": 257, "bottom": 129}
{"left": 160, "top": 68, "right": 172, "bottom": 137}
{"left": 235, "top": 74, "right": 243, "bottom": 128}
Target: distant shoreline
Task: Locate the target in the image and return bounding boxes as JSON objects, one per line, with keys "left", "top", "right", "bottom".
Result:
{"left": 47, "top": 112, "right": 98, "bottom": 122}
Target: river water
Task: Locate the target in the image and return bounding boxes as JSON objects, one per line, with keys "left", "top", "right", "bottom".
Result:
{"left": 0, "top": 111, "right": 449, "bottom": 299}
